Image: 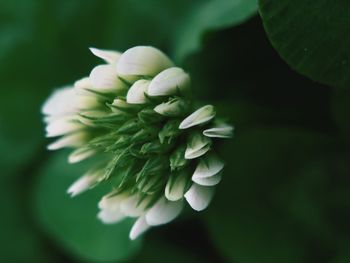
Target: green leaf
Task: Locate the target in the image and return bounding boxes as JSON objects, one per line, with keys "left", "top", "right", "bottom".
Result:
{"left": 259, "top": 0, "right": 350, "bottom": 88}
{"left": 0, "top": 86, "right": 46, "bottom": 178}
{"left": 205, "top": 128, "right": 334, "bottom": 263}
{"left": 0, "top": 184, "right": 50, "bottom": 262}
{"left": 32, "top": 150, "right": 141, "bottom": 262}
{"left": 129, "top": 237, "right": 202, "bottom": 263}
{"left": 172, "top": 0, "right": 258, "bottom": 61}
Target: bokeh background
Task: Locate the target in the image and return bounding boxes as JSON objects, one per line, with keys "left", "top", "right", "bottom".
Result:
{"left": 1, "top": 0, "right": 350, "bottom": 262}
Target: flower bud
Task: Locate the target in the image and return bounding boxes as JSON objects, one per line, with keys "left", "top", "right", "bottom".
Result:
{"left": 148, "top": 67, "right": 190, "bottom": 96}
{"left": 47, "top": 131, "right": 89, "bottom": 150}
{"left": 179, "top": 105, "right": 216, "bottom": 129}
{"left": 117, "top": 118, "right": 142, "bottom": 134}
{"left": 110, "top": 98, "right": 141, "bottom": 113}
{"left": 116, "top": 46, "right": 174, "bottom": 78}
{"left": 192, "top": 172, "right": 222, "bottom": 186}
{"left": 89, "top": 47, "right": 121, "bottom": 64}
{"left": 192, "top": 153, "right": 224, "bottom": 180}
{"left": 89, "top": 64, "right": 128, "bottom": 94}
{"left": 97, "top": 209, "right": 125, "bottom": 224}
{"left": 126, "top": 79, "right": 150, "bottom": 104}
{"left": 45, "top": 116, "right": 83, "bottom": 137}
{"left": 170, "top": 145, "right": 188, "bottom": 171}
{"left": 138, "top": 108, "right": 164, "bottom": 124}
{"left": 68, "top": 147, "right": 97, "bottom": 163}
{"left": 140, "top": 140, "right": 173, "bottom": 154}
{"left": 165, "top": 170, "right": 190, "bottom": 201}
{"left": 42, "top": 87, "right": 77, "bottom": 117}
{"left": 154, "top": 97, "right": 189, "bottom": 117}
{"left": 67, "top": 170, "right": 101, "bottom": 197}
{"left": 158, "top": 120, "right": 182, "bottom": 144}
{"left": 145, "top": 197, "right": 183, "bottom": 226}
{"left": 185, "top": 132, "right": 211, "bottom": 159}
{"left": 184, "top": 183, "right": 215, "bottom": 211}
{"left": 129, "top": 216, "right": 150, "bottom": 240}
{"left": 203, "top": 123, "right": 234, "bottom": 138}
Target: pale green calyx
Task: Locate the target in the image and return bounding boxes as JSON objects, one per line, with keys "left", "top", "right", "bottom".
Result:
{"left": 42, "top": 46, "right": 233, "bottom": 240}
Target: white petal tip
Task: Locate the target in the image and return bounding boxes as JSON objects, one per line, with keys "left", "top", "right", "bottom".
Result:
{"left": 89, "top": 47, "right": 121, "bottom": 64}
{"left": 145, "top": 198, "right": 183, "bottom": 226}
{"left": 148, "top": 67, "right": 190, "bottom": 96}
{"left": 129, "top": 217, "right": 150, "bottom": 240}
{"left": 203, "top": 125, "right": 234, "bottom": 138}
{"left": 126, "top": 80, "right": 150, "bottom": 104}
{"left": 192, "top": 153, "right": 225, "bottom": 179}
{"left": 117, "top": 46, "right": 174, "bottom": 78}
{"left": 184, "top": 184, "right": 215, "bottom": 211}
{"left": 97, "top": 210, "right": 125, "bottom": 224}
{"left": 179, "top": 105, "right": 216, "bottom": 129}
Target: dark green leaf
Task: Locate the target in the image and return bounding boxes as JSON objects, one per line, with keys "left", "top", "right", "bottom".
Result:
{"left": 259, "top": 0, "right": 350, "bottom": 88}
{"left": 205, "top": 128, "right": 334, "bottom": 263}
{"left": 172, "top": 0, "right": 258, "bottom": 61}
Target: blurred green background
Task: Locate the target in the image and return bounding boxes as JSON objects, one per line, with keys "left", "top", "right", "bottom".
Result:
{"left": 1, "top": 0, "right": 350, "bottom": 262}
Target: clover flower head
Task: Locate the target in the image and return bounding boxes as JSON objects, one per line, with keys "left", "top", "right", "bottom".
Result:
{"left": 42, "top": 46, "right": 233, "bottom": 240}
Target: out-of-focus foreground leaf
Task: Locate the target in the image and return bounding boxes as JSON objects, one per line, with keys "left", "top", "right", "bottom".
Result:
{"left": 258, "top": 0, "right": 350, "bottom": 88}
{"left": 32, "top": 150, "right": 141, "bottom": 262}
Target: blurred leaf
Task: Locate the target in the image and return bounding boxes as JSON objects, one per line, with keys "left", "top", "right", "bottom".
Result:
{"left": 172, "top": 0, "right": 257, "bottom": 61}
{"left": 259, "top": 0, "right": 350, "bottom": 88}
{"left": 205, "top": 128, "right": 333, "bottom": 263}
{"left": 33, "top": 150, "right": 141, "bottom": 262}
{"left": 128, "top": 237, "right": 202, "bottom": 263}
{"left": 0, "top": 86, "right": 46, "bottom": 178}
{"left": 0, "top": 182, "right": 50, "bottom": 262}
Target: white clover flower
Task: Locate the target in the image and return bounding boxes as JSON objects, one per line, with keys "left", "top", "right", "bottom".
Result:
{"left": 42, "top": 46, "right": 233, "bottom": 240}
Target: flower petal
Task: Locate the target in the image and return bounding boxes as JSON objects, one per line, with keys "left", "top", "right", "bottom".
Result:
{"left": 120, "top": 195, "right": 149, "bottom": 217}
{"left": 186, "top": 144, "right": 211, "bottom": 160}
{"left": 45, "top": 116, "right": 83, "bottom": 137}
{"left": 89, "top": 47, "right": 121, "bottom": 64}
{"left": 68, "top": 147, "right": 97, "bottom": 163}
{"left": 185, "top": 132, "right": 211, "bottom": 159}
{"left": 145, "top": 197, "right": 183, "bottom": 226}
{"left": 179, "top": 105, "right": 216, "bottom": 129}
{"left": 42, "top": 87, "right": 77, "bottom": 116}
{"left": 203, "top": 124, "right": 234, "bottom": 138}
{"left": 154, "top": 98, "right": 188, "bottom": 117}
{"left": 126, "top": 79, "right": 150, "bottom": 104}
{"left": 89, "top": 64, "right": 127, "bottom": 94}
{"left": 47, "top": 132, "right": 88, "bottom": 150}
{"left": 98, "top": 193, "right": 128, "bottom": 211}
{"left": 184, "top": 183, "right": 215, "bottom": 211}
{"left": 192, "top": 172, "right": 222, "bottom": 186}
{"left": 67, "top": 174, "right": 99, "bottom": 197}
{"left": 129, "top": 216, "right": 151, "bottom": 240}
{"left": 74, "top": 77, "right": 93, "bottom": 95}
{"left": 75, "top": 94, "right": 102, "bottom": 111}
{"left": 192, "top": 153, "right": 224, "bottom": 179}
{"left": 165, "top": 171, "right": 189, "bottom": 201}
{"left": 116, "top": 46, "right": 174, "bottom": 78}
{"left": 148, "top": 67, "right": 190, "bottom": 96}
{"left": 97, "top": 209, "right": 125, "bottom": 224}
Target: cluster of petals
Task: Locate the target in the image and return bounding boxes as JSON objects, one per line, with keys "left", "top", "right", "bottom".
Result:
{"left": 42, "top": 46, "right": 233, "bottom": 239}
